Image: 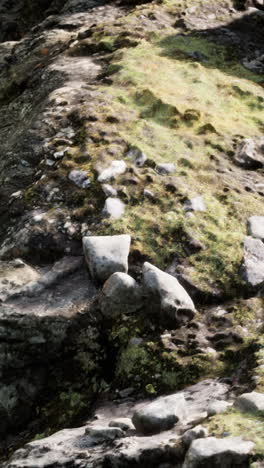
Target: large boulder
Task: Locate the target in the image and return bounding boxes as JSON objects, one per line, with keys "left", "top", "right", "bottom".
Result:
{"left": 99, "top": 272, "right": 143, "bottom": 317}
{"left": 247, "top": 216, "right": 264, "bottom": 241}
{"left": 235, "top": 391, "right": 264, "bottom": 414}
{"left": 183, "top": 436, "right": 255, "bottom": 468}
{"left": 83, "top": 235, "right": 131, "bottom": 283}
{"left": 142, "top": 262, "right": 195, "bottom": 324}
{"left": 132, "top": 392, "right": 187, "bottom": 434}
{"left": 241, "top": 236, "right": 264, "bottom": 289}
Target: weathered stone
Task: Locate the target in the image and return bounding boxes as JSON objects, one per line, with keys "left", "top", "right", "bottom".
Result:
{"left": 97, "top": 160, "right": 127, "bottom": 183}
{"left": 100, "top": 272, "right": 143, "bottom": 317}
{"left": 184, "top": 196, "right": 206, "bottom": 212}
{"left": 182, "top": 425, "right": 208, "bottom": 448}
{"left": 132, "top": 393, "right": 187, "bottom": 434}
{"left": 83, "top": 235, "right": 131, "bottom": 282}
{"left": 207, "top": 400, "right": 231, "bottom": 416}
{"left": 235, "top": 391, "right": 264, "bottom": 414}
{"left": 183, "top": 436, "right": 255, "bottom": 468}
{"left": 126, "top": 147, "right": 147, "bottom": 167}
{"left": 109, "top": 418, "right": 134, "bottom": 431}
{"left": 101, "top": 184, "right": 118, "bottom": 197}
{"left": 234, "top": 138, "right": 264, "bottom": 169}
{"left": 68, "top": 169, "right": 90, "bottom": 188}
{"left": 241, "top": 236, "right": 264, "bottom": 288}
{"left": 0, "top": 259, "right": 40, "bottom": 301}
{"left": 102, "top": 197, "right": 125, "bottom": 219}
{"left": 156, "top": 163, "right": 176, "bottom": 175}
{"left": 142, "top": 262, "right": 195, "bottom": 324}
{"left": 247, "top": 216, "right": 264, "bottom": 241}
{"left": 85, "top": 425, "right": 124, "bottom": 442}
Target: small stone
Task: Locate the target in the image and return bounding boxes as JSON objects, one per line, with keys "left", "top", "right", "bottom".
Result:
{"left": 247, "top": 216, "right": 264, "bottom": 241}
{"left": 85, "top": 425, "right": 124, "bottom": 442}
{"left": 109, "top": 418, "right": 134, "bottom": 431}
{"left": 234, "top": 138, "right": 264, "bottom": 169}
{"left": 97, "top": 160, "right": 126, "bottom": 183}
{"left": 102, "top": 197, "right": 125, "bottom": 219}
{"left": 184, "top": 196, "right": 206, "bottom": 212}
{"left": 241, "top": 236, "right": 264, "bottom": 288}
{"left": 68, "top": 170, "right": 90, "bottom": 188}
{"left": 207, "top": 400, "right": 231, "bottom": 416}
{"left": 235, "top": 391, "right": 264, "bottom": 414}
{"left": 182, "top": 425, "right": 208, "bottom": 447}
{"left": 101, "top": 184, "right": 117, "bottom": 197}
{"left": 99, "top": 272, "right": 143, "bottom": 317}
{"left": 126, "top": 147, "right": 147, "bottom": 167}
{"left": 132, "top": 392, "right": 186, "bottom": 435}
{"left": 156, "top": 163, "right": 176, "bottom": 175}
{"left": 144, "top": 189, "right": 156, "bottom": 201}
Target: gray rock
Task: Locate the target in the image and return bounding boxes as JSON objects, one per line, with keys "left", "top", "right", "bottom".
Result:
{"left": 132, "top": 392, "right": 187, "bottom": 434}
{"left": 101, "top": 184, "right": 118, "bottom": 197}
{"left": 144, "top": 189, "right": 156, "bottom": 201}
{"left": 142, "top": 262, "right": 195, "bottom": 324}
{"left": 247, "top": 216, "right": 264, "bottom": 241}
{"left": 85, "top": 425, "right": 124, "bottom": 442}
{"left": 97, "top": 160, "right": 127, "bottom": 183}
{"left": 68, "top": 169, "right": 90, "bottom": 188}
{"left": 182, "top": 425, "right": 208, "bottom": 448}
{"left": 156, "top": 163, "right": 176, "bottom": 175}
{"left": 102, "top": 197, "right": 125, "bottom": 219}
{"left": 0, "top": 260, "right": 40, "bottom": 302}
{"left": 126, "top": 147, "right": 147, "bottom": 167}
{"left": 184, "top": 196, "right": 206, "bottom": 212}
{"left": 83, "top": 234, "right": 131, "bottom": 282}
{"left": 183, "top": 436, "right": 255, "bottom": 468}
{"left": 241, "top": 236, "right": 264, "bottom": 288}
{"left": 100, "top": 272, "right": 143, "bottom": 317}
{"left": 207, "top": 400, "right": 231, "bottom": 417}
{"left": 234, "top": 138, "right": 264, "bottom": 169}
{"left": 235, "top": 391, "right": 264, "bottom": 414}
{"left": 109, "top": 418, "right": 134, "bottom": 431}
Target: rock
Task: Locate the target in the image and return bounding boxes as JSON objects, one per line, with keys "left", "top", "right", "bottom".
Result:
{"left": 102, "top": 184, "right": 118, "bottom": 197}
{"left": 68, "top": 169, "right": 90, "bottom": 188}
{"left": 97, "top": 160, "right": 127, "bottom": 183}
{"left": 82, "top": 235, "right": 131, "bottom": 282}
{"left": 142, "top": 262, "right": 195, "bottom": 325}
{"left": 102, "top": 197, "right": 125, "bottom": 219}
{"left": 144, "top": 189, "right": 156, "bottom": 201}
{"left": 241, "top": 236, "right": 264, "bottom": 289}
{"left": 184, "top": 196, "right": 206, "bottom": 212}
{"left": 85, "top": 425, "right": 125, "bottom": 442}
{"left": 156, "top": 162, "right": 176, "bottom": 175}
{"left": 109, "top": 418, "right": 134, "bottom": 431}
{"left": 132, "top": 392, "right": 187, "bottom": 435}
{"left": 0, "top": 259, "right": 40, "bottom": 301}
{"left": 126, "top": 147, "right": 147, "bottom": 167}
{"left": 99, "top": 272, "right": 143, "bottom": 317}
{"left": 182, "top": 425, "right": 208, "bottom": 447}
{"left": 234, "top": 138, "right": 264, "bottom": 169}
{"left": 207, "top": 400, "right": 231, "bottom": 416}
{"left": 182, "top": 436, "right": 255, "bottom": 468}
{"left": 247, "top": 216, "right": 264, "bottom": 241}
{"left": 235, "top": 391, "right": 264, "bottom": 414}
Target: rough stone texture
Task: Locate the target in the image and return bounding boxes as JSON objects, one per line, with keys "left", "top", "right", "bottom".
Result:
{"left": 142, "top": 262, "right": 195, "bottom": 324}
{"left": 83, "top": 235, "right": 131, "bottom": 283}
{"left": 68, "top": 169, "right": 90, "bottom": 188}
{"left": 156, "top": 163, "right": 176, "bottom": 175}
{"left": 85, "top": 425, "right": 125, "bottom": 442}
{"left": 182, "top": 425, "right": 208, "bottom": 448}
{"left": 102, "top": 184, "right": 118, "bottom": 197}
{"left": 184, "top": 196, "right": 206, "bottom": 212}
{"left": 126, "top": 147, "right": 147, "bottom": 167}
{"left": 235, "top": 391, "right": 264, "bottom": 414}
{"left": 0, "top": 259, "right": 40, "bottom": 301}
{"left": 182, "top": 436, "right": 255, "bottom": 468}
{"left": 207, "top": 400, "right": 231, "bottom": 416}
{"left": 97, "top": 160, "right": 127, "bottom": 183}
{"left": 132, "top": 393, "right": 187, "bottom": 434}
{"left": 109, "top": 418, "right": 134, "bottom": 432}
{"left": 99, "top": 272, "right": 143, "bottom": 317}
{"left": 247, "top": 216, "right": 264, "bottom": 241}
{"left": 102, "top": 197, "right": 125, "bottom": 219}
{"left": 234, "top": 138, "right": 264, "bottom": 169}
{"left": 241, "top": 236, "right": 264, "bottom": 288}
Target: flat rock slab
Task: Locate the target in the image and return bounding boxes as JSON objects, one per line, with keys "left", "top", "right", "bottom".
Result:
{"left": 183, "top": 436, "right": 255, "bottom": 468}
{"left": 142, "top": 262, "right": 195, "bottom": 325}
{"left": 241, "top": 236, "right": 264, "bottom": 288}
{"left": 83, "top": 234, "right": 131, "bottom": 283}
{"left": 235, "top": 391, "right": 264, "bottom": 414}
{"left": 247, "top": 216, "right": 264, "bottom": 241}
{"left": 132, "top": 393, "right": 186, "bottom": 435}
